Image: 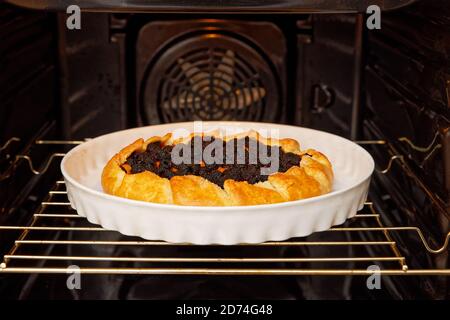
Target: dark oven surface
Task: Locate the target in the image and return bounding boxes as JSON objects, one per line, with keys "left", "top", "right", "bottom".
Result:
{"left": 0, "top": 0, "right": 449, "bottom": 299}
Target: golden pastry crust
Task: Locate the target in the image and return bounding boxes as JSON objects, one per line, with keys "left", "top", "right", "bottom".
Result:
{"left": 101, "top": 131, "right": 333, "bottom": 206}
{"left": 171, "top": 175, "right": 229, "bottom": 206}
{"left": 268, "top": 166, "right": 322, "bottom": 201}
{"left": 224, "top": 180, "right": 285, "bottom": 205}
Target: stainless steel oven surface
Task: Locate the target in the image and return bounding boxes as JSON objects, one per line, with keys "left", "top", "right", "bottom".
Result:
{"left": 0, "top": 0, "right": 448, "bottom": 300}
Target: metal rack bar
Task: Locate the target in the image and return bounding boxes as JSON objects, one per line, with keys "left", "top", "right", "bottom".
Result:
{"left": 13, "top": 240, "right": 396, "bottom": 246}
{"left": 14, "top": 154, "right": 66, "bottom": 175}
{"left": 0, "top": 139, "right": 87, "bottom": 182}
{"left": 0, "top": 268, "right": 448, "bottom": 276}
{"left": 0, "top": 153, "right": 65, "bottom": 181}
{"left": 41, "top": 202, "right": 72, "bottom": 206}
{"left": 0, "top": 226, "right": 107, "bottom": 231}
{"left": 49, "top": 191, "right": 67, "bottom": 195}
{"left": 33, "top": 214, "right": 82, "bottom": 218}
{"left": 2, "top": 224, "right": 447, "bottom": 255}
{"left": 378, "top": 155, "right": 404, "bottom": 174}
{"left": 35, "top": 140, "right": 85, "bottom": 145}
{"left": 398, "top": 131, "right": 440, "bottom": 153}
{"left": 4, "top": 255, "right": 405, "bottom": 263}
{"left": 0, "top": 137, "right": 20, "bottom": 153}
{"left": 371, "top": 205, "right": 407, "bottom": 270}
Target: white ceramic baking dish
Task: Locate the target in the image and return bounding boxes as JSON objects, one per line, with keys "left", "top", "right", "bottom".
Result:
{"left": 61, "top": 122, "right": 374, "bottom": 244}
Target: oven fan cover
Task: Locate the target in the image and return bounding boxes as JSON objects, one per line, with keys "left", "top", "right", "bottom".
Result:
{"left": 141, "top": 34, "right": 280, "bottom": 123}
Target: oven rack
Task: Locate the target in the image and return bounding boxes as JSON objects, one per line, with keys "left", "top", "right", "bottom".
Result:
{"left": 0, "top": 138, "right": 449, "bottom": 275}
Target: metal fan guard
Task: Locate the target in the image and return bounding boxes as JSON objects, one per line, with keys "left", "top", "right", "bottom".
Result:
{"left": 141, "top": 34, "right": 280, "bottom": 123}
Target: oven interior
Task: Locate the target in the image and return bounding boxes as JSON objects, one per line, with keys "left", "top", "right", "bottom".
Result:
{"left": 0, "top": 0, "right": 449, "bottom": 299}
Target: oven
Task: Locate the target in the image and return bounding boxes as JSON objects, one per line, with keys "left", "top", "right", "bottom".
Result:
{"left": 0, "top": 0, "right": 449, "bottom": 300}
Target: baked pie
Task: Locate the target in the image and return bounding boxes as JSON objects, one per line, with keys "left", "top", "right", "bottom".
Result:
{"left": 101, "top": 131, "right": 333, "bottom": 206}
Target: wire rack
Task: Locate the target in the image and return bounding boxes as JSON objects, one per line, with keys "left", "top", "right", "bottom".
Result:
{"left": 0, "top": 138, "right": 449, "bottom": 275}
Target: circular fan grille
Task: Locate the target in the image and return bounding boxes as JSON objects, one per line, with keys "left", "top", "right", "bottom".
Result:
{"left": 141, "top": 34, "right": 280, "bottom": 123}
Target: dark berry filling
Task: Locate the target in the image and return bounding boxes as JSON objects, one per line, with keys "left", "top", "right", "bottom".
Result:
{"left": 124, "top": 136, "right": 301, "bottom": 188}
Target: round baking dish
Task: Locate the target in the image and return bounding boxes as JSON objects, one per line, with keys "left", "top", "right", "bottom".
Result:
{"left": 61, "top": 122, "right": 374, "bottom": 244}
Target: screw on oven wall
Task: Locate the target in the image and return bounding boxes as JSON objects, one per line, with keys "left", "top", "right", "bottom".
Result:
{"left": 66, "top": 265, "right": 81, "bottom": 290}
{"left": 66, "top": 5, "right": 81, "bottom": 30}
{"left": 366, "top": 5, "right": 381, "bottom": 30}
{"left": 366, "top": 265, "right": 381, "bottom": 290}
